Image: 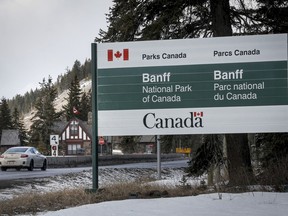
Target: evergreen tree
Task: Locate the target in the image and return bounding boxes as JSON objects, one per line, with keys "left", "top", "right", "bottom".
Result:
{"left": 256, "top": 133, "right": 288, "bottom": 167}
{"left": 7, "top": 58, "right": 93, "bottom": 119}
{"left": 237, "top": 0, "right": 288, "bottom": 34}
{"left": 62, "top": 75, "right": 82, "bottom": 121}
{"left": 82, "top": 59, "right": 92, "bottom": 79}
{"left": 255, "top": 132, "right": 288, "bottom": 185}
{"left": 79, "top": 91, "right": 92, "bottom": 121}
{"left": 29, "top": 76, "right": 61, "bottom": 151}
{"left": 96, "top": 0, "right": 287, "bottom": 43}
{"left": 119, "top": 136, "right": 142, "bottom": 154}
{"left": 0, "top": 98, "right": 13, "bottom": 131}
{"left": 186, "top": 134, "right": 223, "bottom": 177}
{"left": 71, "top": 60, "right": 82, "bottom": 80}
{"left": 160, "top": 135, "right": 175, "bottom": 154}
{"left": 96, "top": 0, "right": 288, "bottom": 185}
{"left": 12, "top": 108, "right": 28, "bottom": 145}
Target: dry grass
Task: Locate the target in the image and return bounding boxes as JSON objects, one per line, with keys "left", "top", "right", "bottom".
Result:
{"left": 2, "top": 166, "right": 283, "bottom": 216}
{"left": 0, "top": 181, "right": 203, "bottom": 216}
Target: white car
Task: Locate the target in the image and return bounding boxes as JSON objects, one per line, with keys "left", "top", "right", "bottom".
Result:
{"left": 0, "top": 146, "right": 47, "bottom": 171}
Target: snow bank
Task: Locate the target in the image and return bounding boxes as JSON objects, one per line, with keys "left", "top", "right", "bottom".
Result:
{"left": 39, "top": 192, "right": 288, "bottom": 216}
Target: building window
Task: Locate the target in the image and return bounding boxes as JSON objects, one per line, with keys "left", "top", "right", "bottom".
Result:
{"left": 68, "top": 144, "right": 81, "bottom": 155}
{"left": 70, "top": 121, "right": 79, "bottom": 136}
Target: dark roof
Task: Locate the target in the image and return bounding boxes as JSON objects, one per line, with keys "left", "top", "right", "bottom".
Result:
{"left": 53, "top": 118, "right": 92, "bottom": 138}
{"left": 81, "top": 121, "right": 92, "bottom": 137}
{"left": 140, "top": 135, "right": 155, "bottom": 143}
{"left": 0, "top": 129, "right": 21, "bottom": 146}
{"left": 52, "top": 121, "right": 68, "bottom": 133}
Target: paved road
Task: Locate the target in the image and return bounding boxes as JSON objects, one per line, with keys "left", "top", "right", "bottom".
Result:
{"left": 0, "top": 167, "right": 92, "bottom": 181}
{"left": 0, "top": 160, "right": 189, "bottom": 184}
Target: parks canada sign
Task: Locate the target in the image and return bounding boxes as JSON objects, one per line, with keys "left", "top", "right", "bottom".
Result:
{"left": 94, "top": 34, "right": 288, "bottom": 136}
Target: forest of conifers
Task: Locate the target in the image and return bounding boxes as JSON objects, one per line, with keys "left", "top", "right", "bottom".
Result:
{"left": 6, "top": 59, "right": 91, "bottom": 115}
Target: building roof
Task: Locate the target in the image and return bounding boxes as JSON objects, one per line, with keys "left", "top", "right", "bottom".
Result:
{"left": 0, "top": 129, "right": 21, "bottom": 146}
{"left": 53, "top": 118, "right": 92, "bottom": 139}
{"left": 52, "top": 121, "right": 68, "bottom": 133}
{"left": 140, "top": 135, "right": 155, "bottom": 143}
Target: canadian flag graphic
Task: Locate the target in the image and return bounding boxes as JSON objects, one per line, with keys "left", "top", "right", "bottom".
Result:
{"left": 194, "top": 112, "right": 203, "bottom": 117}
{"left": 107, "top": 49, "right": 129, "bottom": 61}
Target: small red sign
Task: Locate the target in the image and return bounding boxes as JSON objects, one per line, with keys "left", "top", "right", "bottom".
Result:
{"left": 99, "top": 137, "right": 105, "bottom": 145}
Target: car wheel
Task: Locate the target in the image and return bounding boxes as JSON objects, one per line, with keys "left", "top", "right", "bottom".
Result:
{"left": 41, "top": 160, "right": 47, "bottom": 171}
{"left": 28, "top": 160, "right": 34, "bottom": 171}
{"left": 1, "top": 167, "right": 7, "bottom": 171}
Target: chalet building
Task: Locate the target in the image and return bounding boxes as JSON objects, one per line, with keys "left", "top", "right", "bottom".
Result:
{"left": 56, "top": 118, "right": 93, "bottom": 155}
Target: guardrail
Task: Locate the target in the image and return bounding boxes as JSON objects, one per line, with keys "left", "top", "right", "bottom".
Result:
{"left": 47, "top": 154, "right": 185, "bottom": 168}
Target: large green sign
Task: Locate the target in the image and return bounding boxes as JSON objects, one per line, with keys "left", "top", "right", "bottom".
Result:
{"left": 95, "top": 34, "right": 288, "bottom": 136}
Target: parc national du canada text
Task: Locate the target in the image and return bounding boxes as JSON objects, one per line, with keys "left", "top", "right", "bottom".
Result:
{"left": 141, "top": 69, "right": 264, "bottom": 104}
{"left": 140, "top": 48, "right": 264, "bottom": 104}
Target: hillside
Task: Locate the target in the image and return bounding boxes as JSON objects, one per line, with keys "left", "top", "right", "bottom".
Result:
{"left": 23, "top": 78, "right": 92, "bottom": 130}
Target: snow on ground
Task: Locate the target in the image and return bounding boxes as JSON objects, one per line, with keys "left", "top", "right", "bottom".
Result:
{"left": 39, "top": 192, "right": 288, "bottom": 216}
{"left": 0, "top": 167, "right": 200, "bottom": 200}
{"left": 1, "top": 166, "right": 288, "bottom": 216}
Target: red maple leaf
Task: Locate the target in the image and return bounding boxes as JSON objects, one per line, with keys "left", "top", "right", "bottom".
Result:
{"left": 194, "top": 112, "right": 203, "bottom": 117}
{"left": 114, "top": 51, "right": 122, "bottom": 59}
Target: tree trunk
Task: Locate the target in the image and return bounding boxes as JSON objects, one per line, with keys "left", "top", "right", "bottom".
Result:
{"left": 210, "top": 0, "right": 254, "bottom": 185}
{"left": 210, "top": 0, "right": 232, "bottom": 37}
{"left": 225, "top": 134, "right": 254, "bottom": 185}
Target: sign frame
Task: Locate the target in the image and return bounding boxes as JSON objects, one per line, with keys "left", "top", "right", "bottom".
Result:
{"left": 91, "top": 34, "right": 288, "bottom": 191}
{"left": 96, "top": 34, "right": 288, "bottom": 136}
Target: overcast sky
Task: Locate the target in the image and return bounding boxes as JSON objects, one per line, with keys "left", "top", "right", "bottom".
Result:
{"left": 0, "top": 0, "right": 113, "bottom": 99}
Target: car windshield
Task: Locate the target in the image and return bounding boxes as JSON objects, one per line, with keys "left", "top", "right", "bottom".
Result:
{"left": 6, "top": 147, "right": 29, "bottom": 153}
